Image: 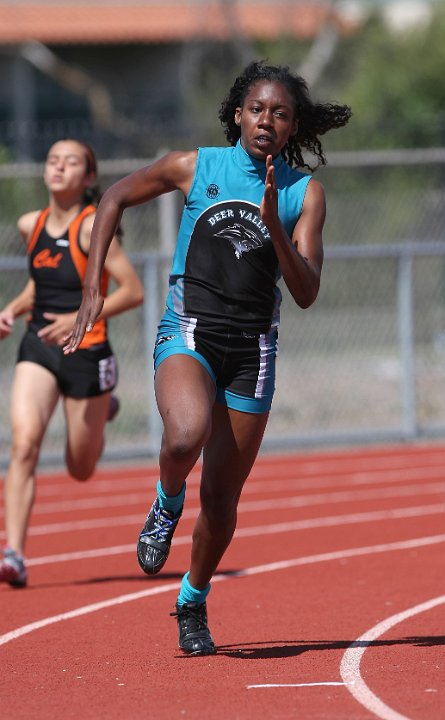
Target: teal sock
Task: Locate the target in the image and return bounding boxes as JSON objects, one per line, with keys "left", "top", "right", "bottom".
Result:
{"left": 177, "top": 571, "right": 211, "bottom": 607}
{"left": 157, "top": 479, "right": 185, "bottom": 516}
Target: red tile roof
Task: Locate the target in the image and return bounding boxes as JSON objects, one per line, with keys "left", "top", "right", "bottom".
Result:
{"left": 0, "top": 2, "right": 358, "bottom": 44}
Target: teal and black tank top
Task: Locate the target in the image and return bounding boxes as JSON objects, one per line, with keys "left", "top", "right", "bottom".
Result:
{"left": 164, "top": 140, "right": 311, "bottom": 334}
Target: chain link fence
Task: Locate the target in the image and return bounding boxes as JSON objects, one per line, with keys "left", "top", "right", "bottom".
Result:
{"left": 1, "top": 149, "right": 445, "bottom": 467}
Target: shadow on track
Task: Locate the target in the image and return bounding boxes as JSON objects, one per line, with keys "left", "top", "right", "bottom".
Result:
{"left": 23, "top": 568, "right": 241, "bottom": 590}
{"left": 214, "top": 635, "right": 445, "bottom": 659}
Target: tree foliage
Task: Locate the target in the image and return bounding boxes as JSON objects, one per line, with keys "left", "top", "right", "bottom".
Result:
{"left": 323, "top": 4, "right": 445, "bottom": 149}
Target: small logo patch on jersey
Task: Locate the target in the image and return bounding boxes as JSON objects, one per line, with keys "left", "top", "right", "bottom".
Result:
{"left": 154, "top": 334, "right": 177, "bottom": 349}
{"left": 56, "top": 238, "right": 70, "bottom": 247}
{"left": 206, "top": 184, "right": 220, "bottom": 199}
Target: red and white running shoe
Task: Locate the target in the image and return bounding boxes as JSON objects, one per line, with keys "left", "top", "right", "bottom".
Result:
{"left": 0, "top": 547, "right": 27, "bottom": 588}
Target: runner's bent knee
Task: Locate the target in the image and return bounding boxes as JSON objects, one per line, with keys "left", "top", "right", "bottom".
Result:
{"left": 9, "top": 432, "right": 41, "bottom": 469}
{"left": 200, "top": 483, "right": 240, "bottom": 524}
{"left": 65, "top": 434, "right": 104, "bottom": 481}
{"left": 65, "top": 454, "right": 96, "bottom": 481}
{"left": 162, "top": 418, "right": 211, "bottom": 462}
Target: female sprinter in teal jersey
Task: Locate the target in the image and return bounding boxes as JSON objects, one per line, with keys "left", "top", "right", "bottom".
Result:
{"left": 64, "top": 62, "right": 352, "bottom": 655}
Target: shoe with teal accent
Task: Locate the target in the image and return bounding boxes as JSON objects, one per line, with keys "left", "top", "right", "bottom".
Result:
{"left": 136, "top": 498, "right": 182, "bottom": 574}
{"left": 171, "top": 601, "right": 217, "bottom": 655}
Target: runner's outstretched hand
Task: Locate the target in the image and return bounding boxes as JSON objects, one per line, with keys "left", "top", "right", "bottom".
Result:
{"left": 260, "top": 155, "right": 279, "bottom": 231}
{"left": 63, "top": 289, "right": 104, "bottom": 354}
{"left": 0, "top": 309, "right": 14, "bottom": 340}
{"left": 38, "top": 312, "right": 78, "bottom": 346}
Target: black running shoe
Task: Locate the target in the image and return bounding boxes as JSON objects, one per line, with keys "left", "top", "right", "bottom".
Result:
{"left": 171, "top": 601, "right": 217, "bottom": 656}
{"left": 136, "top": 498, "right": 182, "bottom": 574}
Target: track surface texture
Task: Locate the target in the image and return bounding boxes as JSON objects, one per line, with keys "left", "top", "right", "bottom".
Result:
{"left": 1, "top": 442, "right": 444, "bottom": 719}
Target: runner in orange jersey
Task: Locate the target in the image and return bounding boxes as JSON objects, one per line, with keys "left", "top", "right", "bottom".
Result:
{"left": 0, "top": 139, "right": 144, "bottom": 588}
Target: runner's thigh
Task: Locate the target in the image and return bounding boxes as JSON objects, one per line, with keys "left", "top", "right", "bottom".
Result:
{"left": 10, "top": 361, "right": 60, "bottom": 444}
{"left": 63, "top": 392, "right": 110, "bottom": 459}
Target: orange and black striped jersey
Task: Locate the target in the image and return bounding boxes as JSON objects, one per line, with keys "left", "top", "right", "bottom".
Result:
{"left": 27, "top": 205, "right": 109, "bottom": 348}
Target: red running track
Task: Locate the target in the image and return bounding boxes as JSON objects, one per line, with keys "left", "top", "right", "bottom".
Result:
{"left": 1, "top": 442, "right": 445, "bottom": 719}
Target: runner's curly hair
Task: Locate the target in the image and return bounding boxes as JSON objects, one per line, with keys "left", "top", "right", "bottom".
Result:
{"left": 219, "top": 61, "right": 352, "bottom": 170}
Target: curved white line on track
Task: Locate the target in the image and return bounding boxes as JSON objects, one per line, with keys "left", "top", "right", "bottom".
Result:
{"left": 2, "top": 534, "right": 445, "bottom": 648}
{"left": 340, "top": 595, "right": 445, "bottom": 720}
{"left": 0, "top": 581, "right": 181, "bottom": 647}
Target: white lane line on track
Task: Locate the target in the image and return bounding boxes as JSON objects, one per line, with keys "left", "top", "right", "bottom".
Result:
{"left": 340, "top": 595, "right": 445, "bottom": 720}
{"left": 7, "top": 500, "right": 445, "bottom": 541}
{"left": 247, "top": 682, "right": 354, "bottom": 688}
{"left": 2, "top": 534, "right": 445, "bottom": 648}
{"left": 25, "top": 529, "right": 445, "bottom": 568}
{"left": 293, "top": 448, "right": 445, "bottom": 468}
{"left": 4, "top": 479, "right": 445, "bottom": 519}
{"left": 25, "top": 456, "right": 445, "bottom": 500}
{"left": 23, "top": 446, "right": 445, "bottom": 498}
{"left": 237, "top": 482, "right": 445, "bottom": 513}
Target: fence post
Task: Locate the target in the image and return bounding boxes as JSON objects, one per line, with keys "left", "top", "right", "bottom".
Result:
{"left": 398, "top": 251, "right": 417, "bottom": 438}
{"left": 143, "top": 255, "right": 162, "bottom": 455}
{"left": 159, "top": 190, "right": 178, "bottom": 256}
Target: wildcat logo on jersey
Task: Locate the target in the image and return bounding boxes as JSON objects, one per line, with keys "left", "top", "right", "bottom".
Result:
{"left": 215, "top": 223, "right": 262, "bottom": 259}
{"left": 32, "top": 249, "right": 63, "bottom": 269}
